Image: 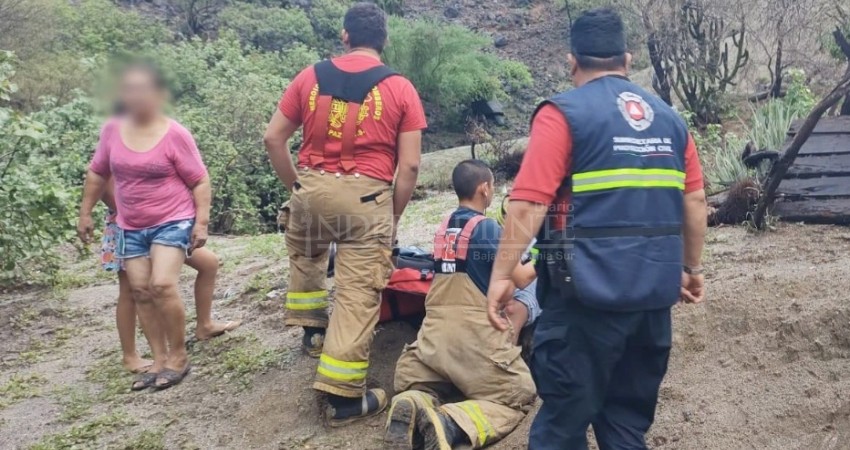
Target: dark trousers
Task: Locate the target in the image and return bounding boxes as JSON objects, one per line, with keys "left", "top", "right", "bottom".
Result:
{"left": 528, "top": 292, "right": 672, "bottom": 450}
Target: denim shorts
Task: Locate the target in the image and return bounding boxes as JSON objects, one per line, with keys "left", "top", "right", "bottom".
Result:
{"left": 118, "top": 218, "right": 194, "bottom": 259}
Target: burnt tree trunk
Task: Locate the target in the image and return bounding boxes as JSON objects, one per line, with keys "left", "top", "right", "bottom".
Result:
{"left": 648, "top": 33, "right": 673, "bottom": 106}
{"left": 770, "top": 38, "right": 783, "bottom": 99}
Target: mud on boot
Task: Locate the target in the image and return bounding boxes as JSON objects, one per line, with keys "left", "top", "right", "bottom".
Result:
{"left": 384, "top": 396, "right": 427, "bottom": 449}
{"left": 417, "top": 408, "right": 465, "bottom": 450}
{"left": 327, "top": 388, "right": 388, "bottom": 427}
{"left": 302, "top": 326, "right": 325, "bottom": 358}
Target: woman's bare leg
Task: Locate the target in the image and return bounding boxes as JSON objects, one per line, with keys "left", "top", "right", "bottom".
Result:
{"left": 117, "top": 270, "right": 152, "bottom": 372}
{"left": 149, "top": 244, "right": 189, "bottom": 383}
{"left": 185, "top": 248, "right": 240, "bottom": 340}
{"left": 124, "top": 257, "right": 168, "bottom": 373}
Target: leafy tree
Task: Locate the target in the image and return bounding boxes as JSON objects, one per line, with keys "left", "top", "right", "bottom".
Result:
{"left": 0, "top": 52, "right": 84, "bottom": 282}
{"left": 54, "top": 0, "right": 172, "bottom": 55}
{"left": 309, "top": 0, "right": 348, "bottom": 44}
{"left": 219, "top": 2, "right": 318, "bottom": 51}
{"left": 384, "top": 17, "right": 532, "bottom": 127}
{"left": 154, "top": 35, "right": 310, "bottom": 233}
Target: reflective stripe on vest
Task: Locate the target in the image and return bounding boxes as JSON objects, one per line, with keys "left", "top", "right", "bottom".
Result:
{"left": 572, "top": 168, "right": 685, "bottom": 193}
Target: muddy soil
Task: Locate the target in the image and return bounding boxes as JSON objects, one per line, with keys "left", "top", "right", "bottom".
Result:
{"left": 2, "top": 193, "right": 850, "bottom": 449}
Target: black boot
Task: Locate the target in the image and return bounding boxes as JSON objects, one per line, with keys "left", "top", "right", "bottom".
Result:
{"left": 301, "top": 326, "right": 325, "bottom": 358}
{"left": 326, "top": 388, "right": 388, "bottom": 427}
{"left": 385, "top": 396, "right": 424, "bottom": 449}
{"left": 417, "top": 408, "right": 465, "bottom": 450}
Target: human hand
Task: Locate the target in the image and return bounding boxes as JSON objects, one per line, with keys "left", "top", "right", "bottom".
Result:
{"left": 191, "top": 223, "right": 208, "bottom": 250}
{"left": 487, "top": 279, "right": 515, "bottom": 332}
{"left": 392, "top": 215, "right": 401, "bottom": 245}
{"left": 680, "top": 272, "right": 705, "bottom": 304}
{"left": 77, "top": 214, "right": 94, "bottom": 244}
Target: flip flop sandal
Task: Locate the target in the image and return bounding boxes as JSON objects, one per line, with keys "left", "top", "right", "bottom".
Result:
{"left": 153, "top": 365, "right": 192, "bottom": 390}
{"left": 131, "top": 372, "right": 158, "bottom": 391}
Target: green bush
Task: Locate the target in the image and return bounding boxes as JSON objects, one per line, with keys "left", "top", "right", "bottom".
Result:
{"left": 219, "top": 2, "right": 318, "bottom": 51}
{"left": 309, "top": 0, "right": 348, "bottom": 43}
{"left": 745, "top": 69, "right": 814, "bottom": 153}
{"left": 155, "top": 35, "right": 304, "bottom": 233}
{"left": 682, "top": 110, "right": 748, "bottom": 192}
{"left": 375, "top": 0, "right": 404, "bottom": 16}
{"left": 54, "top": 0, "right": 171, "bottom": 55}
{"left": 0, "top": 52, "right": 83, "bottom": 283}
{"left": 384, "top": 17, "right": 532, "bottom": 127}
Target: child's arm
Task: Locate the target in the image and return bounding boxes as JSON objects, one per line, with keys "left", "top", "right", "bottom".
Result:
{"left": 101, "top": 177, "right": 117, "bottom": 211}
{"left": 511, "top": 262, "right": 536, "bottom": 289}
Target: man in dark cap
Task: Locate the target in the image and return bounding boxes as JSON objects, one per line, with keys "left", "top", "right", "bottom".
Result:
{"left": 486, "top": 8, "right": 707, "bottom": 450}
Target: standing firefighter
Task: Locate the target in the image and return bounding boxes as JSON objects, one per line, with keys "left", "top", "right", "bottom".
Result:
{"left": 486, "top": 9, "right": 708, "bottom": 450}
{"left": 264, "top": 2, "right": 426, "bottom": 425}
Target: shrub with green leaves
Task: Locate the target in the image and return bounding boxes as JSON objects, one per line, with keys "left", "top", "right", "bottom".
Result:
{"left": 219, "top": 2, "right": 318, "bottom": 51}
{"left": 309, "top": 0, "right": 348, "bottom": 43}
{"left": 384, "top": 17, "right": 532, "bottom": 127}
{"left": 0, "top": 52, "right": 84, "bottom": 283}
{"left": 54, "top": 0, "right": 171, "bottom": 55}
{"left": 747, "top": 69, "right": 815, "bottom": 152}
{"left": 154, "top": 34, "right": 314, "bottom": 233}
{"left": 375, "top": 0, "right": 404, "bottom": 16}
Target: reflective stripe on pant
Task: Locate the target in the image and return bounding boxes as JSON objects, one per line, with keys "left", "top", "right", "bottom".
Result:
{"left": 285, "top": 169, "right": 394, "bottom": 397}
{"left": 529, "top": 292, "right": 672, "bottom": 450}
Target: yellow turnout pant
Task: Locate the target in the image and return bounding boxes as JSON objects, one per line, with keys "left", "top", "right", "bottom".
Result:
{"left": 283, "top": 169, "right": 394, "bottom": 398}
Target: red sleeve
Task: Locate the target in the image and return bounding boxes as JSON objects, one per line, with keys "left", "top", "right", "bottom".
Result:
{"left": 278, "top": 67, "right": 310, "bottom": 125}
{"left": 398, "top": 79, "right": 427, "bottom": 132}
{"left": 684, "top": 133, "right": 704, "bottom": 193}
{"left": 510, "top": 104, "right": 572, "bottom": 205}
{"left": 89, "top": 121, "right": 114, "bottom": 177}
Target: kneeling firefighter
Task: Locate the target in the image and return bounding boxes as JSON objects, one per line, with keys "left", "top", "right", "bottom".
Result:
{"left": 386, "top": 160, "right": 538, "bottom": 450}
{"left": 486, "top": 9, "right": 708, "bottom": 450}
{"left": 263, "top": 2, "right": 426, "bottom": 425}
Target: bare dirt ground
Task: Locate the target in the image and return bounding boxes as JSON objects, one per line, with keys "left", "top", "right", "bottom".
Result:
{"left": 2, "top": 190, "right": 850, "bottom": 449}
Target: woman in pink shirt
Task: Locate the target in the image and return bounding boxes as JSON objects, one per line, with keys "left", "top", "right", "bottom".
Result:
{"left": 77, "top": 63, "right": 212, "bottom": 390}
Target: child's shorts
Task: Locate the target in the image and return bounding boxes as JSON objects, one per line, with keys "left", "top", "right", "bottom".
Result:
{"left": 117, "top": 218, "right": 194, "bottom": 260}
{"left": 101, "top": 211, "right": 122, "bottom": 272}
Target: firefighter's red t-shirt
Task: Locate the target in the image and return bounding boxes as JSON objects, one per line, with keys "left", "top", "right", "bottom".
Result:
{"left": 279, "top": 53, "right": 427, "bottom": 183}
{"left": 511, "top": 104, "right": 704, "bottom": 225}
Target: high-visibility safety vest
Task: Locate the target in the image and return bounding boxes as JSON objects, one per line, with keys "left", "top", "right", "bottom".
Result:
{"left": 537, "top": 75, "right": 689, "bottom": 312}
{"left": 308, "top": 60, "right": 398, "bottom": 172}
{"left": 433, "top": 214, "right": 487, "bottom": 274}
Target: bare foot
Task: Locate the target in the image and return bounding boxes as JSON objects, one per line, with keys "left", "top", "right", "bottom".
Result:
{"left": 195, "top": 320, "right": 242, "bottom": 341}
{"left": 123, "top": 356, "right": 154, "bottom": 374}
